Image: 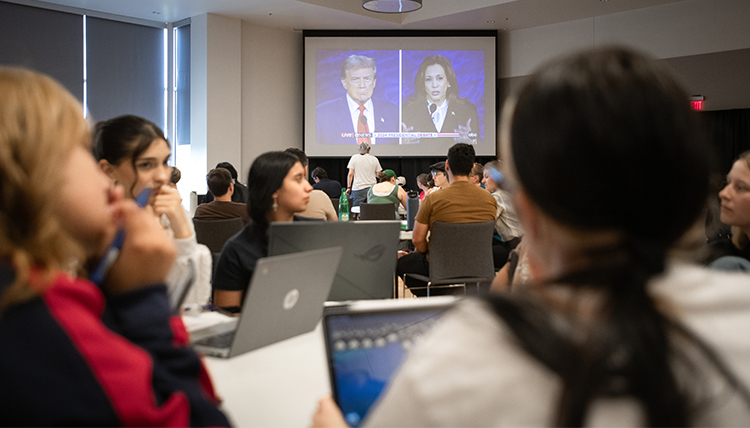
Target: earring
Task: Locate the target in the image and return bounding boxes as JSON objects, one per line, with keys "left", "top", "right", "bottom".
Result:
{"left": 273, "top": 197, "right": 278, "bottom": 212}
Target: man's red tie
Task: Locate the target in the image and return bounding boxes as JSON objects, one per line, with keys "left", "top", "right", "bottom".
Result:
{"left": 357, "top": 105, "right": 370, "bottom": 145}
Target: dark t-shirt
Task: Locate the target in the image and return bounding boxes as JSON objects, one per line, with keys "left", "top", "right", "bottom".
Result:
{"left": 313, "top": 178, "right": 342, "bottom": 199}
{"left": 704, "top": 238, "right": 750, "bottom": 264}
{"left": 212, "top": 216, "right": 321, "bottom": 297}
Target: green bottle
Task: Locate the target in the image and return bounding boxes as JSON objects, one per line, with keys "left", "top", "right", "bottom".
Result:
{"left": 338, "top": 188, "right": 349, "bottom": 222}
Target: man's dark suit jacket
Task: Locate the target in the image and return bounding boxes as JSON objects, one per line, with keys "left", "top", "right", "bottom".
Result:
{"left": 316, "top": 96, "right": 399, "bottom": 145}
{"left": 402, "top": 97, "right": 480, "bottom": 145}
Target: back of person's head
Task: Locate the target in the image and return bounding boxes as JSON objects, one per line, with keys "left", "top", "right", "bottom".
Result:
{"left": 416, "top": 173, "right": 434, "bottom": 189}
{"left": 375, "top": 171, "right": 389, "bottom": 183}
{"left": 284, "top": 147, "right": 308, "bottom": 167}
{"left": 0, "top": 67, "right": 89, "bottom": 308}
{"left": 207, "top": 167, "right": 233, "bottom": 197}
{"left": 491, "top": 46, "right": 721, "bottom": 426}
{"left": 170, "top": 167, "right": 181, "bottom": 187}
{"left": 446, "top": 143, "right": 475, "bottom": 177}
{"left": 471, "top": 162, "right": 483, "bottom": 178}
{"left": 311, "top": 167, "right": 328, "bottom": 181}
{"left": 510, "top": 47, "right": 708, "bottom": 261}
{"left": 215, "top": 162, "right": 238, "bottom": 181}
{"left": 246, "top": 151, "right": 300, "bottom": 246}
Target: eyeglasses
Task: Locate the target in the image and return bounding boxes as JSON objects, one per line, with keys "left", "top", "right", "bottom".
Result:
{"left": 431, "top": 171, "right": 443, "bottom": 177}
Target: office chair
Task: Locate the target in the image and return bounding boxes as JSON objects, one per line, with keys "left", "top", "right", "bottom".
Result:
{"left": 193, "top": 217, "right": 245, "bottom": 254}
{"left": 405, "top": 220, "right": 495, "bottom": 297}
{"left": 359, "top": 202, "right": 397, "bottom": 220}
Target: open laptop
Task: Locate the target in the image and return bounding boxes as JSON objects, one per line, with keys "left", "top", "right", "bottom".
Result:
{"left": 268, "top": 221, "right": 400, "bottom": 301}
{"left": 192, "top": 246, "right": 342, "bottom": 358}
{"left": 322, "top": 297, "right": 457, "bottom": 427}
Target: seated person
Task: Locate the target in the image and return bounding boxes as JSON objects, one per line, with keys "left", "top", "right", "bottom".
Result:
{"left": 705, "top": 151, "right": 750, "bottom": 271}
{"left": 416, "top": 173, "right": 435, "bottom": 201}
{"left": 194, "top": 167, "right": 250, "bottom": 224}
{"left": 95, "top": 114, "right": 212, "bottom": 306}
{"left": 311, "top": 166, "right": 342, "bottom": 200}
{"left": 286, "top": 148, "right": 338, "bottom": 221}
{"left": 483, "top": 160, "right": 524, "bottom": 269}
{"left": 430, "top": 161, "right": 449, "bottom": 190}
{"left": 0, "top": 67, "right": 228, "bottom": 426}
{"left": 396, "top": 144, "right": 497, "bottom": 297}
{"left": 470, "top": 162, "right": 484, "bottom": 187}
{"left": 170, "top": 166, "right": 181, "bottom": 188}
{"left": 367, "top": 169, "right": 408, "bottom": 219}
{"left": 313, "top": 47, "right": 750, "bottom": 428}
{"left": 202, "top": 161, "right": 249, "bottom": 204}
{"left": 212, "top": 151, "right": 315, "bottom": 310}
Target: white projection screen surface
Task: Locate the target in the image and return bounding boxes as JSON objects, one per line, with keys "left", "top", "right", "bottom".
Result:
{"left": 304, "top": 33, "right": 496, "bottom": 157}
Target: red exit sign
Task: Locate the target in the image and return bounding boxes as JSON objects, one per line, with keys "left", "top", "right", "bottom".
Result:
{"left": 690, "top": 96, "right": 704, "bottom": 110}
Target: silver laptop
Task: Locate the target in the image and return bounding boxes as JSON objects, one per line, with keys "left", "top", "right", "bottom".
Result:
{"left": 192, "top": 246, "right": 343, "bottom": 358}
{"left": 268, "top": 221, "right": 400, "bottom": 301}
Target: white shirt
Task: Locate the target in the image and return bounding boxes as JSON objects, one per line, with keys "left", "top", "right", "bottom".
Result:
{"left": 365, "top": 264, "right": 750, "bottom": 427}
{"left": 347, "top": 153, "right": 382, "bottom": 191}
{"left": 346, "top": 95, "right": 377, "bottom": 144}
{"left": 427, "top": 97, "right": 449, "bottom": 132}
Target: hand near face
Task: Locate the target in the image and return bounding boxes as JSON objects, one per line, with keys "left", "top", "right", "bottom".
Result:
{"left": 103, "top": 200, "right": 177, "bottom": 295}
{"left": 454, "top": 118, "right": 477, "bottom": 144}
{"left": 151, "top": 184, "right": 192, "bottom": 239}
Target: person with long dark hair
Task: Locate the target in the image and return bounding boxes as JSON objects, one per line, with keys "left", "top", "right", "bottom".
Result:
{"left": 312, "top": 47, "right": 750, "bottom": 426}
{"left": 401, "top": 55, "right": 479, "bottom": 146}
{"left": 212, "top": 151, "right": 313, "bottom": 309}
{"left": 94, "top": 115, "right": 213, "bottom": 305}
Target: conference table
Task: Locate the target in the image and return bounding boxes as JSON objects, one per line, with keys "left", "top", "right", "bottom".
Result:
{"left": 203, "top": 322, "right": 329, "bottom": 427}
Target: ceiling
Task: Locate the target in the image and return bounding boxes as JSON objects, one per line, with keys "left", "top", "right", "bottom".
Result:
{"left": 33, "top": 0, "right": 684, "bottom": 32}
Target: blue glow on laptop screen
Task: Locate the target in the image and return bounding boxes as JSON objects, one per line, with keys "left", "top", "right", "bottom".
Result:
{"left": 326, "top": 310, "right": 448, "bottom": 427}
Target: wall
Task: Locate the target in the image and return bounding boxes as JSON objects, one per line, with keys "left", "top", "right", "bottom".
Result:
{"left": 497, "top": 0, "right": 750, "bottom": 110}
{"left": 241, "top": 22, "right": 304, "bottom": 179}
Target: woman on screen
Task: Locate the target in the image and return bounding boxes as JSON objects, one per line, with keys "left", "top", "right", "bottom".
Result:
{"left": 312, "top": 47, "right": 750, "bottom": 426}
{"left": 212, "top": 151, "right": 313, "bottom": 310}
{"left": 94, "top": 115, "right": 212, "bottom": 305}
{"left": 0, "top": 67, "right": 228, "bottom": 426}
{"left": 401, "top": 55, "right": 479, "bottom": 145}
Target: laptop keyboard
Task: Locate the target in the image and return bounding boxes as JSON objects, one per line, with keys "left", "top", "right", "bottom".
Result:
{"left": 193, "top": 330, "right": 236, "bottom": 348}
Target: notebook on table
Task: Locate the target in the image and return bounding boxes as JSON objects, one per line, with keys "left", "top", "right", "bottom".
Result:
{"left": 192, "top": 246, "right": 342, "bottom": 358}
{"left": 322, "top": 296, "right": 457, "bottom": 427}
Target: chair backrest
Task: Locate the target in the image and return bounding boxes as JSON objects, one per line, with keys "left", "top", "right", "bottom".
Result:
{"left": 359, "top": 202, "right": 397, "bottom": 220}
{"left": 193, "top": 217, "right": 245, "bottom": 254}
{"left": 427, "top": 220, "right": 495, "bottom": 283}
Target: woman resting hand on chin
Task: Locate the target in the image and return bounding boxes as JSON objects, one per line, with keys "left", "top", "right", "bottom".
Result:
{"left": 94, "top": 115, "right": 212, "bottom": 305}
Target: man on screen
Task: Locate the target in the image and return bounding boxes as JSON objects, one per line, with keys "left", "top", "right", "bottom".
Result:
{"left": 316, "top": 54, "right": 398, "bottom": 145}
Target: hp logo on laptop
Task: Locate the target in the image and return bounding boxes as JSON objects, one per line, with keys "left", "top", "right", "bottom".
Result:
{"left": 283, "top": 289, "right": 300, "bottom": 310}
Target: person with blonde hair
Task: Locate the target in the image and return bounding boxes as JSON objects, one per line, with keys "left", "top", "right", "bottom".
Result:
{"left": 0, "top": 67, "right": 228, "bottom": 426}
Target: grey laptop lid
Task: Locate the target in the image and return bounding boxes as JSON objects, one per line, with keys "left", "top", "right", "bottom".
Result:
{"left": 193, "top": 246, "right": 342, "bottom": 358}
{"left": 268, "top": 221, "right": 400, "bottom": 301}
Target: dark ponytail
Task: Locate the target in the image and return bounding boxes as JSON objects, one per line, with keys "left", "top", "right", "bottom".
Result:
{"left": 487, "top": 47, "right": 747, "bottom": 426}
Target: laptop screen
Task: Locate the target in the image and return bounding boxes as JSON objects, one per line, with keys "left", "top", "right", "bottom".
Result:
{"left": 323, "top": 299, "right": 456, "bottom": 426}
